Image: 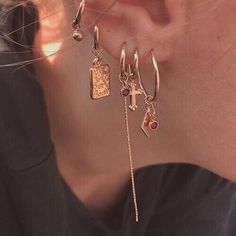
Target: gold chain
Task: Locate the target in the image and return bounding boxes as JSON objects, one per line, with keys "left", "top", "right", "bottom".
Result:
{"left": 123, "top": 96, "right": 139, "bottom": 223}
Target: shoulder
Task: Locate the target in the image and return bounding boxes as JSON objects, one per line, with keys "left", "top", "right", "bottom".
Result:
{"left": 0, "top": 54, "right": 53, "bottom": 173}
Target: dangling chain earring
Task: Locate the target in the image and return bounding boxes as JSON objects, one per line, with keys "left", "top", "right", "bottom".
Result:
{"left": 119, "top": 42, "right": 139, "bottom": 223}
{"left": 134, "top": 49, "right": 160, "bottom": 137}
{"left": 72, "top": 0, "right": 86, "bottom": 41}
{"left": 90, "top": 25, "right": 111, "bottom": 100}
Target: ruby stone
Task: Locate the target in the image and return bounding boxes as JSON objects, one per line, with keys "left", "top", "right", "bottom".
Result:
{"left": 121, "top": 88, "right": 130, "bottom": 97}
{"left": 149, "top": 121, "right": 159, "bottom": 130}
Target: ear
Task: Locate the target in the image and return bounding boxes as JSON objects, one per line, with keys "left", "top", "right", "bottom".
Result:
{"left": 84, "top": 0, "right": 186, "bottom": 63}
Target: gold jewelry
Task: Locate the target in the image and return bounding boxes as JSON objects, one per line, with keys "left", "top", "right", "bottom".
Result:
{"left": 120, "top": 50, "right": 142, "bottom": 111}
{"left": 90, "top": 25, "right": 111, "bottom": 100}
{"left": 134, "top": 49, "right": 160, "bottom": 137}
{"left": 119, "top": 42, "right": 139, "bottom": 222}
{"left": 72, "top": 0, "right": 86, "bottom": 41}
{"left": 127, "top": 68, "right": 142, "bottom": 112}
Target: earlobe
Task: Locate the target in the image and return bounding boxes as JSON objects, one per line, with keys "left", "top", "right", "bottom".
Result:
{"left": 83, "top": 0, "right": 186, "bottom": 63}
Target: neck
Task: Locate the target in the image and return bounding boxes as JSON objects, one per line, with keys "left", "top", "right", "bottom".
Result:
{"left": 33, "top": 2, "right": 132, "bottom": 212}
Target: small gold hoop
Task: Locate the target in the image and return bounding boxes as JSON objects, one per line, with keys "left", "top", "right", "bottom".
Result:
{"left": 120, "top": 42, "right": 127, "bottom": 77}
{"left": 72, "top": 0, "right": 86, "bottom": 28}
{"left": 151, "top": 50, "right": 160, "bottom": 102}
{"left": 134, "top": 49, "right": 160, "bottom": 102}
{"left": 93, "top": 25, "right": 99, "bottom": 51}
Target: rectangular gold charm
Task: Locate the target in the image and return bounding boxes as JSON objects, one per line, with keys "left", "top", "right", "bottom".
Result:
{"left": 90, "top": 64, "right": 110, "bottom": 100}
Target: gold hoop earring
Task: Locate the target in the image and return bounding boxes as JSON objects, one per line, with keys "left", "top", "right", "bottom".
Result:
{"left": 89, "top": 25, "right": 110, "bottom": 100}
{"left": 134, "top": 49, "right": 160, "bottom": 137}
{"left": 72, "top": 0, "right": 86, "bottom": 41}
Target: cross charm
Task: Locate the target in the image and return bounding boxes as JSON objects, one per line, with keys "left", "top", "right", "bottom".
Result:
{"left": 128, "top": 81, "right": 142, "bottom": 111}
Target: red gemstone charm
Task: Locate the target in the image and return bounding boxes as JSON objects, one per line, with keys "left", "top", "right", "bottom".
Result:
{"left": 121, "top": 88, "right": 130, "bottom": 97}
{"left": 149, "top": 121, "right": 159, "bottom": 130}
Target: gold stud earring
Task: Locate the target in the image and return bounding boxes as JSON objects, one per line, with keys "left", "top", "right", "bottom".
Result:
{"left": 89, "top": 25, "right": 111, "bottom": 100}
{"left": 134, "top": 49, "right": 160, "bottom": 137}
{"left": 72, "top": 0, "right": 86, "bottom": 41}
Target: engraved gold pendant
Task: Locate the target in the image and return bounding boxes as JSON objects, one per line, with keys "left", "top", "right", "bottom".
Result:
{"left": 90, "top": 60, "right": 110, "bottom": 100}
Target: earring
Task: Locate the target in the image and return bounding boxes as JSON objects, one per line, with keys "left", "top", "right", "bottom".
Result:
{"left": 127, "top": 66, "right": 143, "bottom": 112}
{"left": 120, "top": 47, "right": 142, "bottom": 111}
{"left": 89, "top": 25, "right": 111, "bottom": 100}
{"left": 134, "top": 49, "right": 160, "bottom": 137}
{"left": 72, "top": 0, "right": 86, "bottom": 41}
{"left": 119, "top": 42, "right": 139, "bottom": 222}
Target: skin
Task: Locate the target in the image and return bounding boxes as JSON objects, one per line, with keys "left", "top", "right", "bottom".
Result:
{"left": 34, "top": 0, "right": 236, "bottom": 213}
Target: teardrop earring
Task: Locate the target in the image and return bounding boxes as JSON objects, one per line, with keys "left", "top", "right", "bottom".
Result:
{"left": 72, "top": 0, "right": 86, "bottom": 41}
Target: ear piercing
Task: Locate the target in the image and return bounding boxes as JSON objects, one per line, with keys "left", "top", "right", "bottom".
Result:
{"left": 72, "top": 0, "right": 86, "bottom": 41}
{"left": 72, "top": 2, "right": 161, "bottom": 224}
{"left": 90, "top": 25, "right": 111, "bottom": 100}
{"left": 120, "top": 46, "right": 160, "bottom": 137}
{"left": 72, "top": 2, "right": 161, "bottom": 135}
{"left": 118, "top": 43, "right": 161, "bottom": 223}
{"left": 72, "top": 1, "right": 111, "bottom": 100}
{"left": 119, "top": 42, "right": 139, "bottom": 223}
{"left": 133, "top": 49, "right": 160, "bottom": 137}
